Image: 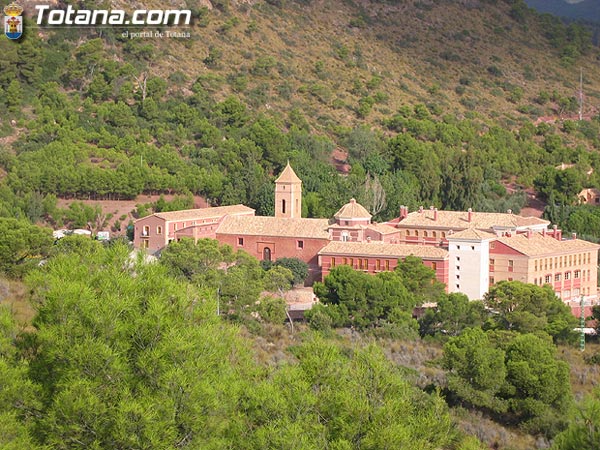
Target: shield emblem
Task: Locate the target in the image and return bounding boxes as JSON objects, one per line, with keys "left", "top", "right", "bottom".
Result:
{"left": 4, "top": 15, "right": 22, "bottom": 40}
{"left": 4, "top": 2, "right": 23, "bottom": 40}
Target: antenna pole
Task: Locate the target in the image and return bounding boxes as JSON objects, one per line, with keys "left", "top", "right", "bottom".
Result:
{"left": 579, "top": 68, "right": 583, "bottom": 121}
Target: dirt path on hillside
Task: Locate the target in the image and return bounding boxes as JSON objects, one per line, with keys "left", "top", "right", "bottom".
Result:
{"left": 56, "top": 194, "right": 209, "bottom": 233}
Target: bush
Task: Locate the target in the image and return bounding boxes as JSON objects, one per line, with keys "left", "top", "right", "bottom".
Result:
{"left": 274, "top": 258, "right": 309, "bottom": 285}
{"left": 305, "top": 305, "right": 333, "bottom": 333}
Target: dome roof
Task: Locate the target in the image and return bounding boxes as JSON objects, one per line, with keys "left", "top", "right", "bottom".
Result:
{"left": 334, "top": 198, "right": 371, "bottom": 220}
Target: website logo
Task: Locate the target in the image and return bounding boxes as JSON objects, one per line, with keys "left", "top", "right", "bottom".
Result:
{"left": 4, "top": 2, "right": 23, "bottom": 40}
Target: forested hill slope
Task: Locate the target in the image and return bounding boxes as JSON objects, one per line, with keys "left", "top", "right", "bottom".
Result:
{"left": 1, "top": 0, "right": 600, "bottom": 227}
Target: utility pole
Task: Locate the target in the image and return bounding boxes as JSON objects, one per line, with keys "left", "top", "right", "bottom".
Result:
{"left": 578, "top": 68, "right": 584, "bottom": 121}
{"left": 580, "top": 295, "right": 586, "bottom": 352}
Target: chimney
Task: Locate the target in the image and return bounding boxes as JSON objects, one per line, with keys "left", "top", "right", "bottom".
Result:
{"left": 433, "top": 207, "right": 438, "bottom": 221}
{"left": 419, "top": 206, "right": 424, "bottom": 214}
{"left": 557, "top": 229, "right": 562, "bottom": 241}
{"left": 507, "top": 209, "right": 512, "bottom": 215}
{"left": 400, "top": 205, "right": 408, "bottom": 220}
{"left": 572, "top": 232, "right": 577, "bottom": 240}
{"left": 526, "top": 229, "right": 532, "bottom": 239}
{"left": 367, "top": 236, "right": 371, "bottom": 243}
{"left": 467, "top": 208, "right": 473, "bottom": 223}
{"left": 542, "top": 228, "right": 546, "bottom": 237}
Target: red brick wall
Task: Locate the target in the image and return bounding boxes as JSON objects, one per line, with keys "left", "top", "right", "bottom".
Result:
{"left": 319, "top": 254, "right": 449, "bottom": 290}
{"left": 216, "top": 233, "right": 329, "bottom": 270}
{"left": 133, "top": 215, "right": 167, "bottom": 252}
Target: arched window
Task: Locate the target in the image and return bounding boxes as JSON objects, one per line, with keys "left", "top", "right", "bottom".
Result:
{"left": 263, "top": 247, "right": 272, "bottom": 261}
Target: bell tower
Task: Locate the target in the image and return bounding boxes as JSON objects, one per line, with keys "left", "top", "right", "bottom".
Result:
{"left": 274, "top": 162, "right": 302, "bottom": 218}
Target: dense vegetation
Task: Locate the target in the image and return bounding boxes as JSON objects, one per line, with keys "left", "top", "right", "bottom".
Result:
{"left": 2, "top": 0, "right": 600, "bottom": 448}
{"left": 0, "top": 0, "right": 600, "bottom": 236}
{"left": 0, "top": 230, "right": 597, "bottom": 448}
{"left": 0, "top": 240, "right": 481, "bottom": 449}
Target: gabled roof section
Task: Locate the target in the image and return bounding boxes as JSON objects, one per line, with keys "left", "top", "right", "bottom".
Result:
{"left": 365, "top": 223, "right": 399, "bottom": 235}
{"left": 397, "top": 210, "right": 549, "bottom": 230}
{"left": 216, "top": 216, "right": 329, "bottom": 239}
{"left": 495, "top": 234, "right": 600, "bottom": 257}
{"left": 145, "top": 205, "right": 254, "bottom": 222}
{"left": 318, "top": 241, "right": 448, "bottom": 259}
{"left": 275, "top": 163, "right": 302, "bottom": 184}
{"left": 447, "top": 228, "right": 497, "bottom": 241}
{"left": 334, "top": 198, "right": 371, "bottom": 220}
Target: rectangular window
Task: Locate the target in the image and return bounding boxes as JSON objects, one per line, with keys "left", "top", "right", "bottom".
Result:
{"left": 574, "top": 288, "right": 580, "bottom": 297}
{"left": 343, "top": 258, "right": 348, "bottom": 265}
{"left": 385, "top": 260, "right": 390, "bottom": 271}
{"left": 565, "top": 272, "right": 571, "bottom": 280}
{"left": 534, "top": 260, "right": 538, "bottom": 271}
{"left": 575, "top": 270, "right": 581, "bottom": 279}
{"left": 490, "top": 258, "right": 495, "bottom": 272}
{"left": 545, "top": 275, "right": 551, "bottom": 283}
{"left": 508, "top": 260, "right": 514, "bottom": 272}
{"left": 358, "top": 259, "right": 363, "bottom": 270}
{"left": 143, "top": 225, "right": 149, "bottom": 236}
{"left": 349, "top": 258, "right": 354, "bottom": 267}
{"left": 431, "top": 262, "right": 437, "bottom": 271}
{"left": 157, "top": 226, "right": 162, "bottom": 234}
{"left": 555, "top": 273, "right": 561, "bottom": 282}
{"left": 490, "top": 277, "right": 495, "bottom": 285}
{"left": 508, "top": 277, "right": 513, "bottom": 281}
{"left": 363, "top": 259, "right": 368, "bottom": 270}
{"left": 297, "top": 240, "right": 304, "bottom": 249}
{"left": 331, "top": 257, "right": 335, "bottom": 267}
{"left": 238, "top": 237, "right": 244, "bottom": 246}
{"left": 376, "top": 259, "right": 381, "bottom": 271}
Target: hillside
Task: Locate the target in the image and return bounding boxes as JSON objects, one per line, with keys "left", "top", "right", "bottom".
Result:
{"left": 109, "top": 0, "right": 600, "bottom": 127}
{"left": 1, "top": 0, "right": 600, "bottom": 232}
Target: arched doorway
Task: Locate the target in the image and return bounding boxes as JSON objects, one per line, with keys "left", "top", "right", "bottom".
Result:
{"left": 263, "top": 247, "right": 272, "bottom": 261}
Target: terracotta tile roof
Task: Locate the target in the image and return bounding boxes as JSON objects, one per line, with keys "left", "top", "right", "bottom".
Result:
{"left": 397, "top": 210, "right": 549, "bottom": 230}
{"left": 447, "top": 228, "right": 497, "bottom": 240}
{"left": 275, "top": 163, "right": 302, "bottom": 184}
{"left": 217, "top": 216, "right": 330, "bottom": 239}
{"left": 150, "top": 205, "right": 254, "bottom": 222}
{"left": 495, "top": 234, "right": 600, "bottom": 257}
{"left": 365, "top": 223, "right": 399, "bottom": 235}
{"left": 318, "top": 241, "right": 448, "bottom": 259}
{"left": 334, "top": 198, "right": 371, "bottom": 220}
